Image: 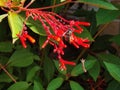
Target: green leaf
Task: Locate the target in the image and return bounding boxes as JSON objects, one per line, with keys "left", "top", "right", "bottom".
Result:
{"left": 43, "top": 56, "right": 55, "bottom": 82}
{"left": 26, "top": 66, "right": 41, "bottom": 82}
{"left": 47, "top": 77, "right": 64, "bottom": 90}
{"left": 7, "top": 81, "right": 30, "bottom": 90}
{"left": 39, "top": 36, "right": 47, "bottom": 49}
{"left": 88, "top": 61, "right": 100, "bottom": 81}
{"left": 51, "top": 0, "right": 64, "bottom": 13}
{"left": 107, "top": 80, "right": 120, "bottom": 90}
{"left": 33, "top": 80, "right": 44, "bottom": 90}
{"left": 78, "top": 28, "right": 94, "bottom": 41}
{"left": 0, "top": 56, "right": 9, "bottom": 64}
{"left": 8, "top": 11, "right": 23, "bottom": 43}
{"left": 96, "top": 9, "right": 120, "bottom": 25}
{"left": 8, "top": 49, "right": 34, "bottom": 67}
{"left": 110, "top": 34, "right": 120, "bottom": 46}
{"left": 98, "top": 53, "right": 120, "bottom": 65}
{"left": 78, "top": 0, "right": 118, "bottom": 10}
{"left": 71, "top": 59, "right": 96, "bottom": 76}
{"left": 70, "top": 81, "right": 84, "bottom": 90}
{"left": 25, "top": 17, "right": 46, "bottom": 36}
{"left": 0, "top": 41, "right": 13, "bottom": 52}
{"left": 0, "top": 73, "right": 16, "bottom": 83}
{"left": 103, "top": 61, "right": 120, "bottom": 82}
{"left": 0, "top": 14, "right": 8, "bottom": 22}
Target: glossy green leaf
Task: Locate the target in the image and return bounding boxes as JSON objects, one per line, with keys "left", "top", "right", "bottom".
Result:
{"left": 89, "top": 61, "right": 100, "bottom": 81}
{"left": 0, "top": 14, "right": 8, "bottom": 22}
{"left": 47, "top": 77, "right": 64, "bottom": 90}
{"left": 98, "top": 53, "right": 120, "bottom": 65}
{"left": 25, "top": 17, "right": 46, "bottom": 36}
{"left": 33, "top": 80, "right": 44, "bottom": 90}
{"left": 76, "top": 28, "right": 94, "bottom": 41}
{"left": 71, "top": 59, "right": 96, "bottom": 76}
{"left": 96, "top": 9, "right": 120, "bottom": 25}
{"left": 70, "top": 81, "right": 84, "bottom": 90}
{"left": 78, "top": 0, "right": 118, "bottom": 10}
{"left": 26, "top": 66, "right": 41, "bottom": 82}
{"left": 110, "top": 34, "right": 120, "bottom": 46}
{"left": 0, "top": 41, "right": 13, "bottom": 52}
{"left": 7, "top": 81, "right": 29, "bottom": 90}
{"left": 103, "top": 61, "right": 120, "bottom": 82}
{"left": 8, "top": 49, "right": 34, "bottom": 67}
{"left": 43, "top": 56, "right": 55, "bottom": 82}
{"left": 8, "top": 11, "right": 23, "bottom": 43}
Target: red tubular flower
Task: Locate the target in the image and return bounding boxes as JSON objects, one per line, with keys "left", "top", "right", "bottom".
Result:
{"left": 26, "top": 34, "right": 36, "bottom": 44}
{"left": 18, "top": 35, "right": 27, "bottom": 48}
{"left": 69, "top": 34, "right": 90, "bottom": 48}
{"left": 58, "top": 56, "right": 76, "bottom": 71}
{"left": 17, "top": 30, "right": 35, "bottom": 48}
{"left": 26, "top": 10, "right": 91, "bottom": 70}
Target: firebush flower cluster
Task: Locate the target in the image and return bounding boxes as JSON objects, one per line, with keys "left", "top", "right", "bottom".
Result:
{"left": 17, "top": 26, "right": 36, "bottom": 48}
{"left": 18, "top": 9, "right": 90, "bottom": 70}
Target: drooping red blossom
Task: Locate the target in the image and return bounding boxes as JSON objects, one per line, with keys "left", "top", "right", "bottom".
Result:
{"left": 22, "top": 9, "right": 90, "bottom": 70}
{"left": 17, "top": 28, "right": 35, "bottom": 48}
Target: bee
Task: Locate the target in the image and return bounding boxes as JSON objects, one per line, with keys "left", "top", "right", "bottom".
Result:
{"left": 63, "top": 29, "right": 74, "bottom": 43}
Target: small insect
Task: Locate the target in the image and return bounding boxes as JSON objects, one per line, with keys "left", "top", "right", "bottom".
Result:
{"left": 63, "top": 29, "right": 74, "bottom": 43}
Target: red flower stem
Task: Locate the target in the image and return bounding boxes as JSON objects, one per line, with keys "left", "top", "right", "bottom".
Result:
{"left": 37, "top": 14, "right": 51, "bottom": 35}
{"left": 41, "top": 14, "right": 58, "bottom": 34}
{"left": 49, "top": 12, "right": 69, "bottom": 23}
{"left": 47, "top": 14, "right": 64, "bottom": 31}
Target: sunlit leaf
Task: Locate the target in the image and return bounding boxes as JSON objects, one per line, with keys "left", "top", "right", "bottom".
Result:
{"left": 0, "top": 0, "right": 6, "bottom": 7}
{"left": 8, "top": 11, "right": 23, "bottom": 43}
{"left": 0, "top": 14, "right": 8, "bottom": 22}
